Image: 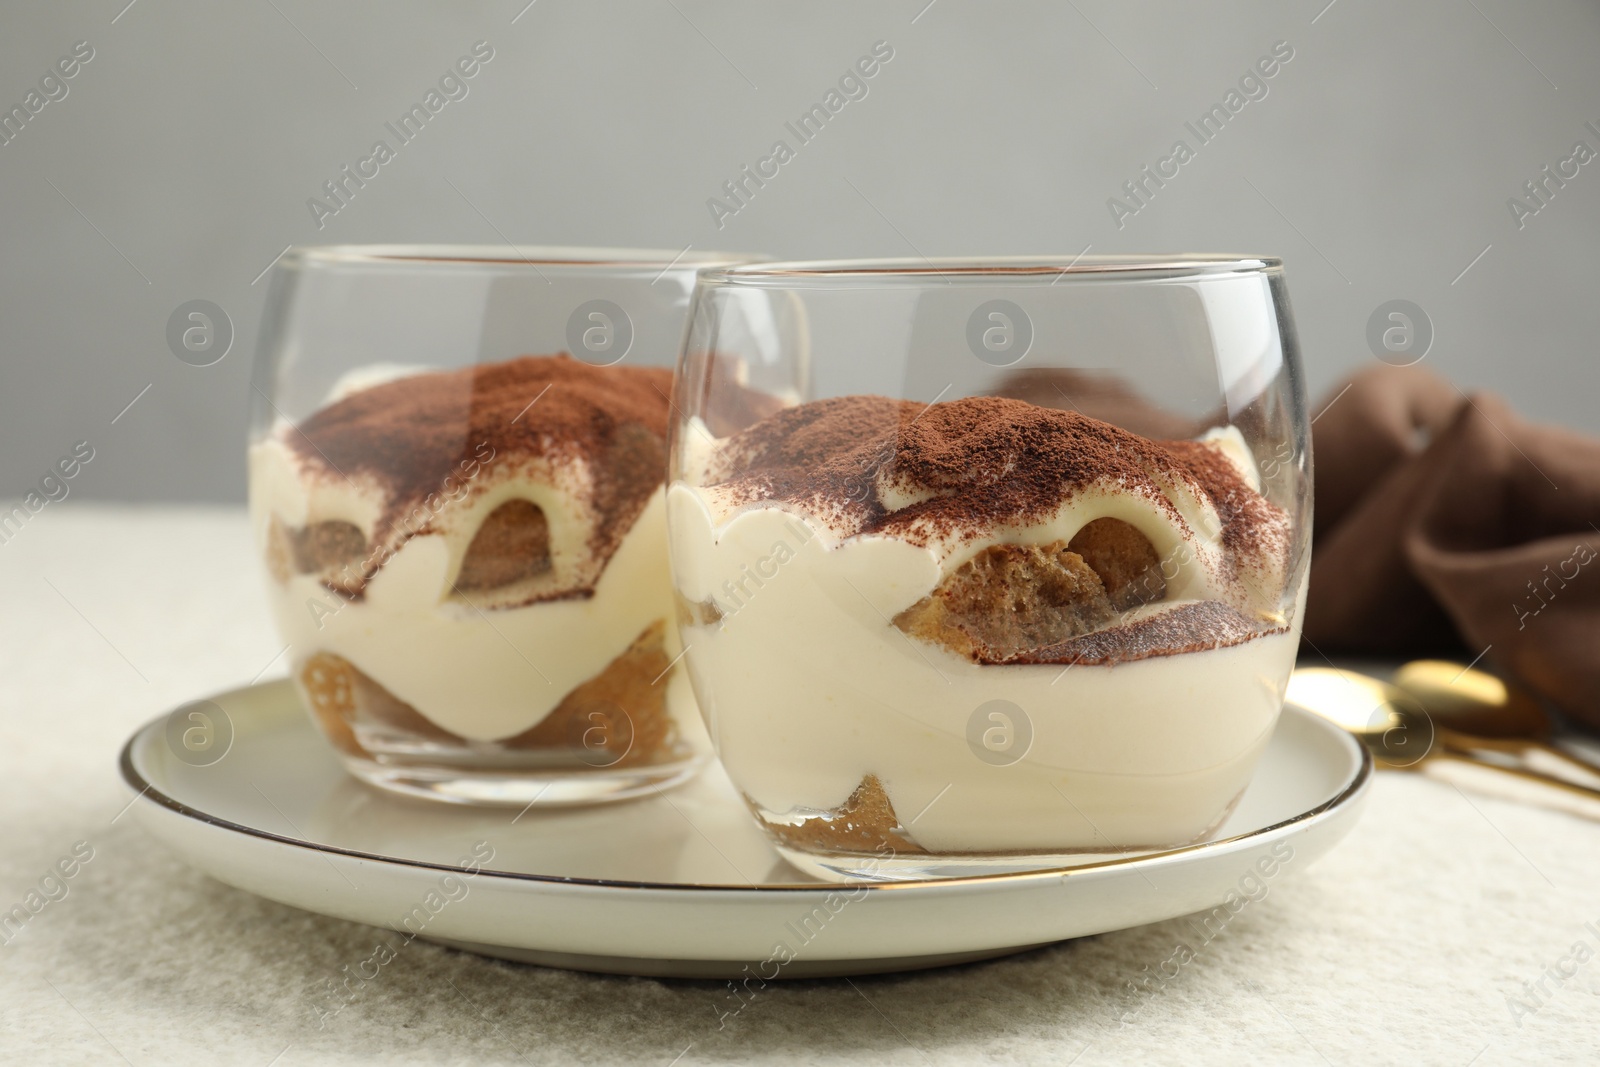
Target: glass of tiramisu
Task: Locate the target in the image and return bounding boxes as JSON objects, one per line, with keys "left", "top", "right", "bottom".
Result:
{"left": 249, "top": 246, "right": 756, "bottom": 806}
{"left": 668, "top": 256, "right": 1311, "bottom": 879}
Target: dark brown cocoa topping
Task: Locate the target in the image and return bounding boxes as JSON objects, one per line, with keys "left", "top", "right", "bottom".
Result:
{"left": 454, "top": 499, "right": 552, "bottom": 592}
{"left": 284, "top": 354, "right": 672, "bottom": 588}
{"left": 1011, "top": 601, "right": 1283, "bottom": 666}
{"left": 1162, "top": 439, "right": 1286, "bottom": 566}
{"left": 705, "top": 394, "right": 908, "bottom": 521}
{"left": 710, "top": 395, "right": 1279, "bottom": 553}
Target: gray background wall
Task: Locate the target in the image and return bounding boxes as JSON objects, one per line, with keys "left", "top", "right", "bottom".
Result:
{"left": 3, "top": 0, "right": 1597, "bottom": 503}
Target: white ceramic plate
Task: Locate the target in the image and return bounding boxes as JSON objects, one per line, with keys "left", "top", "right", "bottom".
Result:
{"left": 121, "top": 680, "right": 1370, "bottom": 979}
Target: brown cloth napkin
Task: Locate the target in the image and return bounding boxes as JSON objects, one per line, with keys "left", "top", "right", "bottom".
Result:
{"left": 1306, "top": 365, "right": 1600, "bottom": 726}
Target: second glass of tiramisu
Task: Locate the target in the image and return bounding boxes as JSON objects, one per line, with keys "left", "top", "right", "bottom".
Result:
{"left": 249, "top": 246, "right": 755, "bottom": 806}
{"left": 669, "top": 256, "right": 1312, "bottom": 879}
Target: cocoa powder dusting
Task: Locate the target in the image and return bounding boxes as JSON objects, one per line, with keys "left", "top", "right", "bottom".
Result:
{"left": 285, "top": 355, "right": 672, "bottom": 577}
{"left": 711, "top": 394, "right": 1291, "bottom": 665}
{"left": 713, "top": 394, "right": 1280, "bottom": 550}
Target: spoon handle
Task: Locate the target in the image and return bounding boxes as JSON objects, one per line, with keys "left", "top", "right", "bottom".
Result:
{"left": 1437, "top": 730, "right": 1600, "bottom": 792}
{"left": 1420, "top": 750, "right": 1600, "bottom": 818}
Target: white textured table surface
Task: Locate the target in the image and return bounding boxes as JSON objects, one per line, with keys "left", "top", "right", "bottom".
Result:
{"left": 2, "top": 506, "right": 1597, "bottom": 1066}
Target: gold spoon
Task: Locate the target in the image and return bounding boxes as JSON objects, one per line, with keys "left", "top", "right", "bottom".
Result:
{"left": 1286, "top": 668, "right": 1600, "bottom": 804}
{"left": 1287, "top": 668, "right": 1438, "bottom": 769}
{"left": 1391, "top": 660, "right": 1546, "bottom": 736}
{"left": 1391, "top": 660, "right": 1600, "bottom": 785}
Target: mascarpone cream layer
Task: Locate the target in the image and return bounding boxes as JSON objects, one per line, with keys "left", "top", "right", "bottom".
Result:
{"left": 250, "top": 435, "right": 677, "bottom": 742}
{"left": 667, "top": 462, "right": 1303, "bottom": 853}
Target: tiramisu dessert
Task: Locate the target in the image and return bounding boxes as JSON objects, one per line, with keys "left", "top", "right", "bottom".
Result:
{"left": 249, "top": 355, "right": 704, "bottom": 800}
{"left": 668, "top": 394, "right": 1304, "bottom": 872}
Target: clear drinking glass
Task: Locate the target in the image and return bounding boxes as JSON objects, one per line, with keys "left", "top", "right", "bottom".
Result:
{"left": 248, "top": 245, "right": 756, "bottom": 806}
{"left": 667, "top": 255, "right": 1311, "bottom": 880}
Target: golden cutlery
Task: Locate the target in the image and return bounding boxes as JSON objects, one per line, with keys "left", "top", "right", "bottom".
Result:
{"left": 1287, "top": 667, "right": 1600, "bottom": 813}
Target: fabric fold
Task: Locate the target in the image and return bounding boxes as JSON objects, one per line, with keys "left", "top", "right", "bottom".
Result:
{"left": 1305, "top": 365, "right": 1600, "bottom": 725}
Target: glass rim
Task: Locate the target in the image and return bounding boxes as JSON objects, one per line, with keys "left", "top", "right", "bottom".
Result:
{"left": 700, "top": 253, "right": 1282, "bottom": 286}
{"left": 279, "top": 244, "right": 765, "bottom": 271}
